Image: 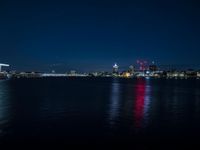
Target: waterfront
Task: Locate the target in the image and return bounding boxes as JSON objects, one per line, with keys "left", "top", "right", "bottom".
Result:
{"left": 0, "top": 78, "right": 200, "bottom": 148}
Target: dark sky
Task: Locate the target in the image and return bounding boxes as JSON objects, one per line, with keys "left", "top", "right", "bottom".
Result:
{"left": 0, "top": 0, "right": 200, "bottom": 72}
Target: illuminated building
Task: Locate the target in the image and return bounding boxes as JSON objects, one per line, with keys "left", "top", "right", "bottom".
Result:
{"left": 112, "top": 63, "right": 119, "bottom": 74}
{"left": 70, "top": 70, "right": 76, "bottom": 76}
{"left": 121, "top": 72, "right": 131, "bottom": 78}
{"left": 197, "top": 71, "right": 200, "bottom": 77}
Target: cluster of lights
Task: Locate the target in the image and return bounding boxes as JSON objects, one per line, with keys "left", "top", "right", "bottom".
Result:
{"left": 136, "top": 60, "right": 148, "bottom": 71}
{"left": 113, "top": 63, "right": 119, "bottom": 69}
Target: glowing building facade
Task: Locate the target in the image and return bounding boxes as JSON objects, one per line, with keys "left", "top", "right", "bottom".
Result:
{"left": 112, "top": 63, "right": 119, "bottom": 74}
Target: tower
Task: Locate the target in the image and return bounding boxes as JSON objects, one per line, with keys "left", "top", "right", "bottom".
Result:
{"left": 113, "top": 63, "right": 119, "bottom": 74}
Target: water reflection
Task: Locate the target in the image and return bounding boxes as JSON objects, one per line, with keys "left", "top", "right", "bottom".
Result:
{"left": 0, "top": 78, "right": 199, "bottom": 145}
{"left": 143, "top": 79, "right": 151, "bottom": 128}
{"left": 134, "top": 78, "right": 151, "bottom": 129}
{"left": 0, "top": 80, "right": 11, "bottom": 137}
{"left": 108, "top": 79, "right": 120, "bottom": 126}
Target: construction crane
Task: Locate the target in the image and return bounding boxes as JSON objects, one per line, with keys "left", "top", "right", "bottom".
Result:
{"left": 0, "top": 63, "right": 9, "bottom": 72}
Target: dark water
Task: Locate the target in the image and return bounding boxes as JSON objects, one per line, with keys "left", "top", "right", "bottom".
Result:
{"left": 0, "top": 77, "right": 200, "bottom": 149}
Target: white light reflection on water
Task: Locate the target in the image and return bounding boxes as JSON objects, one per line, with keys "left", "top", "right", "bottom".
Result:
{"left": 108, "top": 79, "right": 120, "bottom": 126}
{"left": 0, "top": 80, "right": 10, "bottom": 136}
{"left": 142, "top": 78, "right": 151, "bottom": 128}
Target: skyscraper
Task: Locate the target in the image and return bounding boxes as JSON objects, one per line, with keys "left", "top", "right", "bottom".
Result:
{"left": 113, "top": 63, "right": 119, "bottom": 74}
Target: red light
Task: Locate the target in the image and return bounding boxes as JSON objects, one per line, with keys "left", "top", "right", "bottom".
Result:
{"left": 134, "top": 79, "right": 146, "bottom": 128}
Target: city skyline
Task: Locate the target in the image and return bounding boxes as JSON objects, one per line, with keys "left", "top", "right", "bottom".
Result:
{"left": 0, "top": 0, "right": 200, "bottom": 72}
{"left": 1, "top": 61, "right": 200, "bottom": 74}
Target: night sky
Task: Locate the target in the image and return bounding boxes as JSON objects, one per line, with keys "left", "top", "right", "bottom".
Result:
{"left": 0, "top": 0, "right": 200, "bottom": 72}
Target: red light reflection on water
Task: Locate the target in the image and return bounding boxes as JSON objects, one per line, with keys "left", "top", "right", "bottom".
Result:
{"left": 134, "top": 79, "right": 146, "bottom": 128}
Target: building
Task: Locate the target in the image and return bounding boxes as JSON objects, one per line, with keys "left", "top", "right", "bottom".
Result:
{"left": 12, "top": 72, "right": 42, "bottom": 78}
{"left": 112, "top": 63, "right": 119, "bottom": 74}
{"left": 70, "top": 70, "right": 76, "bottom": 76}
{"left": 185, "top": 69, "right": 196, "bottom": 78}
{"left": 149, "top": 65, "right": 158, "bottom": 72}
{"left": 197, "top": 71, "right": 200, "bottom": 78}
{"left": 121, "top": 71, "right": 131, "bottom": 78}
{"left": 128, "top": 65, "right": 135, "bottom": 75}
